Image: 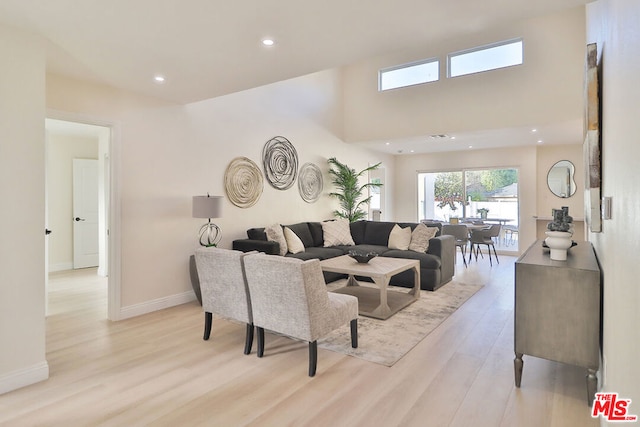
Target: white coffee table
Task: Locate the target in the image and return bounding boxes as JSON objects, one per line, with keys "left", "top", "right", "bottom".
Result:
{"left": 320, "top": 255, "right": 420, "bottom": 320}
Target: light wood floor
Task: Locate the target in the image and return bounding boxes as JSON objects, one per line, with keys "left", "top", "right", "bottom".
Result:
{"left": 0, "top": 255, "right": 599, "bottom": 426}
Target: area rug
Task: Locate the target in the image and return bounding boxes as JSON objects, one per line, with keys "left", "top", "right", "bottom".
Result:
{"left": 319, "top": 280, "right": 483, "bottom": 367}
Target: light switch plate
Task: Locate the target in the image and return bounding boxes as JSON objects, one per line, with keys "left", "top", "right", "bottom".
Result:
{"left": 602, "top": 196, "right": 612, "bottom": 220}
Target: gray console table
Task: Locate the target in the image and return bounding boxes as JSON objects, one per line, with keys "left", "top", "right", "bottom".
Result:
{"left": 514, "top": 240, "right": 601, "bottom": 404}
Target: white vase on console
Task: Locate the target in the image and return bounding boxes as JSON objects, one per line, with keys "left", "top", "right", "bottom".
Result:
{"left": 545, "top": 231, "right": 573, "bottom": 261}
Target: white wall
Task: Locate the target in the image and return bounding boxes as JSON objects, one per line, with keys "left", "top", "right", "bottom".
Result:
{"left": 587, "top": 0, "right": 640, "bottom": 414}
{"left": 47, "top": 134, "right": 99, "bottom": 271}
{"left": 47, "top": 70, "right": 393, "bottom": 314}
{"left": 342, "top": 7, "right": 585, "bottom": 143}
{"left": 0, "top": 25, "right": 48, "bottom": 393}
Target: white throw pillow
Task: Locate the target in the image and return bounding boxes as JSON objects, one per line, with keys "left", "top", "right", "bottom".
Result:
{"left": 283, "top": 227, "right": 305, "bottom": 254}
{"left": 388, "top": 224, "right": 412, "bottom": 250}
{"left": 265, "top": 224, "right": 288, "bottom": 256}
{"left": 322, "top": 219, "right": 355, "bottom": 247}
{"left": 408, "top": 223, "right": 439, "bottom": 253}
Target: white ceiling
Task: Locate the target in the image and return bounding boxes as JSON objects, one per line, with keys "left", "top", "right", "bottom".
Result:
{"left": 0, "top": 0, "right": 591, "bottom": 153}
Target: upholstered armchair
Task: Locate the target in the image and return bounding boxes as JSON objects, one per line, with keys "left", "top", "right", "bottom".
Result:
{"left": 195, "top": 247, "right": 254, "bottom": 355}
{"left": 243, "top": 253, "right": 358, "bottom": 376}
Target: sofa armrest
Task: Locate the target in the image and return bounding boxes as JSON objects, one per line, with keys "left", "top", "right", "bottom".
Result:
{"left": 232, "top": 239, "right": 280, "bottom": 255}
{"left": 427, "top": 235, "right": 455, "bottom": 284}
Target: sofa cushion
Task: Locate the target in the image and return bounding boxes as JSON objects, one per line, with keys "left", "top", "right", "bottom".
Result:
{"left": 388, "top": 224, "right": 412, "bottom": 250}
{"left": 283, "top": 222, "right": 314, "bottom": 248}
{"left": 408, "top": 223, "right": 438, "bottom": 253}
{"left": 382, "top": 249, "right": 442, "bottom": 270}
{"left": 349, "top": 220, "right": 367, "bottom": 245}
{"left": 265, "top": 224, "right": 287, "bottom": 256}
{"left": 284, "top": 227, "right": 305, "bottom": 254}
{"left": 362, "top": 221, "right": 396, "bottom": 246}
{"left": 247, "top": 227, "right": 267, "bottom": 241}
{"left": 308, "top": 222, "right": 324, "bottom": 247}
{"left": 322, "top": 219, "right": 355, "bottom": 246}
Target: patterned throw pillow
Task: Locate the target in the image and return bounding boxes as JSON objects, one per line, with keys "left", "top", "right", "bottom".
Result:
{"left": 265, "top": 224, "right": 288, "bottom": 256}
{"left": 322, "top": 219, "right": 355, "bottom": 247}
{"left": 408, "top": 223, "right": 439, "bottom": 253}
{"left": 283, "top": 227, "right": 305, "bottom": 254}
{"left": 388, "top": 224, "right": 412, "bottom": 250}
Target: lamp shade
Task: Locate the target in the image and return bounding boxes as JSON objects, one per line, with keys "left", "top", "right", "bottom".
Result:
{"left": 192, "top": 195, "right": 223, "bottom": 219}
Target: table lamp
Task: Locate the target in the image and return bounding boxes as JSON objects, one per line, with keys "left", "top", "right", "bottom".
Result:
{"left": 192, "top": 194, "right": 223, "bottom": 246}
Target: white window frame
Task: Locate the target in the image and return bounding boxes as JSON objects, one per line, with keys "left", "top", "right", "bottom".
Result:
{"left": 447, "top": 38, "right": 523, "bottom": 78}
{"left": 379, "top": 58, "right": 439, "bottom": 91}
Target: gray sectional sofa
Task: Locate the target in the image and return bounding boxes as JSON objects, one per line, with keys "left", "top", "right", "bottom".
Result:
{"left": 232, "top": 220, "right": 455, "bottom": 291}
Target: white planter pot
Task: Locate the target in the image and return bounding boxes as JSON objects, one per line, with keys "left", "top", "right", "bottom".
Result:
{"left": 545, "top": 231, "right": 573, "bottom": 261}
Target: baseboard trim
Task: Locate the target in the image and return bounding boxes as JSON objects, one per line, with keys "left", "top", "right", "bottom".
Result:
{"left": 49, "top": 262, "right": 73, "bottom": 272}
{"left": 119, "top": 291, "right": 196, "bottom": 320}
{"left": 0, "top": 361, "right": 49, "bottom": 395}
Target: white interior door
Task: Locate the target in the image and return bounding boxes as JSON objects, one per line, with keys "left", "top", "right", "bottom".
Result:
{"left": 73, "top": 159, "right": 99, "bottom": 269}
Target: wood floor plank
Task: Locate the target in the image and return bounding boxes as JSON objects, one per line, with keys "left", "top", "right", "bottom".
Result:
{"left": 0, "top": 258, "right": 600, "bottom": 426}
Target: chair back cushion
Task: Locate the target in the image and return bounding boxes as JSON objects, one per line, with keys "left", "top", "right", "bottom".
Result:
{"left": 195, "top": 247, "right": 252, "bottom": 323}
{"left": 244, "top": 254, "right": 333, "bottom": 342}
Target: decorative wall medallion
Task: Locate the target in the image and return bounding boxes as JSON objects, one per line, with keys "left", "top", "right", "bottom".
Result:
{"left": 262, "top": 136, "right": 298, "bottom": 190}
{"left": 298, "top": 162, "right": 323, "bottom": 203}
{"left": 224, "top": 157, "right": 263, "bottom": 208}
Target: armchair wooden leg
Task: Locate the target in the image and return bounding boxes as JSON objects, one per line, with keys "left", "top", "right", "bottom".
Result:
{"left": 350, "top": 319, "right": 358, "bottom": 348}
{"left": 203, "top": 312, "right": 212, "bottom": 340}
{"left": 257, "top": 327, "right": 265, "bottom": 358}
{"left": 244, "top": 323, "right": 254, "bottom": 355}
{"left": 309, "top": 341, "right": 317, "bottom": 377}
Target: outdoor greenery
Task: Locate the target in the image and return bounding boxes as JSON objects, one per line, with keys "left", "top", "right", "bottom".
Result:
{"left": 328, "top": 158, "right": 382, "bottom": 222}
{"left": 435, "top": 169, "right": 518, "bottom": 206}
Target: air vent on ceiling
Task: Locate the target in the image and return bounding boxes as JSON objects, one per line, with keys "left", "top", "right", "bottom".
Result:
{"left": 429, "top": 134, "right": 450, "bottom": 140}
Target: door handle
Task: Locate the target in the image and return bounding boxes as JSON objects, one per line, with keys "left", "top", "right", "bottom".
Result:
{"left": 74, "top": 217, "right": 86, "bottom": 222}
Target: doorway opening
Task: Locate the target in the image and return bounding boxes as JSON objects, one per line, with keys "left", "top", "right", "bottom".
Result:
{"left": 45, "top": 118, "right": 112, "bottom": 318}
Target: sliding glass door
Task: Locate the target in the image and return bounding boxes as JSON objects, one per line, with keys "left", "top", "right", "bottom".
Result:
{"left": 418, "top": 168, "right": 519, "bottom": 251}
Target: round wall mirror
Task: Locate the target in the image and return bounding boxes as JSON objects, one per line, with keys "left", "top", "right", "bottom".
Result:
{"left": 547, "top": 160, "right": 576, "bottom": 198}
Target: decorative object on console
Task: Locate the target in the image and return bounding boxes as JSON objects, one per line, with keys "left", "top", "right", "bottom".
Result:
{"left": 584, "top": 42, "right": 602, "bottom": 232}
{"left": 192, "top": 194, "right": 223, "bottom": 247}
{"left": 298, "top": 162, "right": 323, "bottom": 203}
{"left": 545, "top": 207, "right": 574, "bottom": 261}
{"left": 327, "top": 157, "right": 382, "bottom": 222}
{"left": 348, "top": 250, "right": 378, "bottom": 264}
{"left": 262, "top": 136, "right": 298, "bottom": 190}
{"left": 224, "top": 157, "right": 263, "bottom": 208}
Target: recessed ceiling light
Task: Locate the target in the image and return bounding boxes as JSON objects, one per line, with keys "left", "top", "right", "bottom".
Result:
{"left": 410, "top": 150, "right": 415, "bottom": 153}
{"left": 262, "top": 39, "right": 275, "bottom": 46}
{"left": 537, "top": 140, "right": 544, "bottom": 144}
{"left": 468, "top": 145, "right": 473, "bottom": 149}
{"left": 385, "top": 142, "right": 391, "bottom": 146}
{"left": 154, "top": 75, "right": 166, "bottom": 83}
{"left": 450, "top": 136, "right": 456, "bottom": 140}
{"left": 531, "top": 128, "right": 538, "bottom": 133}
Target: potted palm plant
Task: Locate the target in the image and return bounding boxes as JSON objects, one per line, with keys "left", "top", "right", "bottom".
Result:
{"left": 327, "top": 158, "right": 382, "bottom": 222}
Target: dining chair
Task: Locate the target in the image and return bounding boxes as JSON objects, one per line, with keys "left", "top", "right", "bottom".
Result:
{"left": 195, "top": 247, "right": 255, "bottom": 355}
{"left": 243, "top": 253, "right": 358, "bottom": 377}
{"left": 442, "top": 224, "right": 469, "bottom": 267}
{"left": 468, "top": 224, "right": 501, "bottom": 266}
